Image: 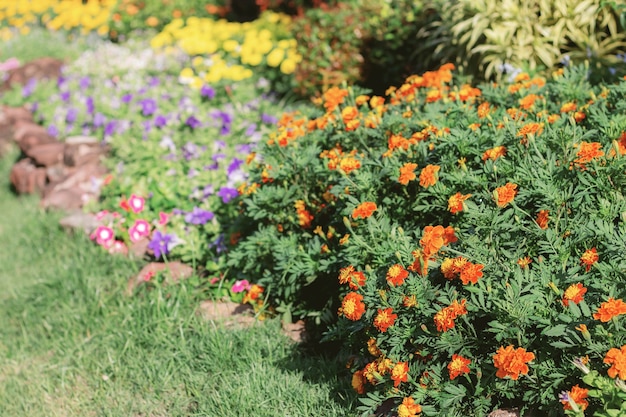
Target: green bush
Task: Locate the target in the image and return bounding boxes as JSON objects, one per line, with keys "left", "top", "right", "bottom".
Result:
{"left": 227, "top": 63, "right": 626, "bottom": 415}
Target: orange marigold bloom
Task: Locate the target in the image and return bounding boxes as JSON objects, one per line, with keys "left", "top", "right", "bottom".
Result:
{"left": 419, "top": 164, "right": 440, "bottom": 187}
{"left": 448, "top": 192, "right": 471, "bottom": 214}
{"left": 593, "top": 297, "right": 626, "bottom": 322}
{"left": 604, "top": 345, "right": 626, "bottom": 379}
{"left": 339, "top": 156, "right": 361, "bottom": 174}
{"left": 482, "top": 146, "right": 507, "bottom": 162}
{"left": 386, "top": 264, "right": 409, "bottom": 286}
{"left": 294, "top": 200, "right": 314, "bottom": 228}
{"left": 323, "top": 86, "right": 349, "bottom": 113}
{"left": 494, "top": 182, "right": 518, "bottom": 208}
{"left": 340, "top": 292, "right": 366, "bottom": 321}
{"left": 560, "top": 384, "right": 589, "bottom": 411}
{"left": 398, "top": 162, "right": 418, "bottom": 185}
{"left": 580, "top": 248, "right": 599, "bottom": 272}
{"left": 420, "top": 225, "right": 446, "bottom": 258}
{"left": 519, "top": 94, "right": 541, "bottom": 110}
{"left": 536, "top": 209, "right": 549, "bottom": 229}
{"left": 374, "top": 307, "right": 397, "bottom": 332}
{"left": 477, "top": 101, "right": 491, "bottom": 118}
{"left": 517, "top": 256, "right": 532, "bottom": 269}
{"left": 338, "top": 265, "right": 366, "bottom": 290}
{"left": 615, "top": 132, "right": 626, "bottom": 155}
{"left": 560, "top": 102, "right": 577, "bottom": 113}
{"left": 517, "top": 122, "right": 543, "bottom": 140}
{"left": 391, "top": 361, "right": 409, "bottom": 387}
{"left": 441, "top": 258, "right": 456, "bottom": 279}
{"left": 397, "top": 397, "right": 422, "bottom": 417}
{"left": 403, "top": 294, "right": 418, "bottom": 308}
{"left": 448, "top": 354, "right": 471, "bottom": 380}
{"left": 341, "top": 106, "right": 359, "bottom": 122}
{"left": 493, "top": 345, "right": 535, "bottom": 380}
{"left": 459, "top": 262, "right": 484, "bottom": 285}
{"left": 574, "top": 141, "right": 604, "bottom": 166}
{"left": 443, "top": 226, "right": 457, "bottom": 245}
{"left": 562, "top": 283, "right": 587, "bottom": 306}
{"left": 434, "top": 299, "right": 467, "bottom": 332}
{"left": 367, "top": 338, "right": 381, "bottom": 356}
{"left": 351, "top": 369, "right": 366, "bottom": 394}
{"left": 352, "top": 202, "right": 377, "bottom": 219}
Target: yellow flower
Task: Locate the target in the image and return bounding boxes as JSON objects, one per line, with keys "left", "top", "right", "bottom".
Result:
{"left": 266, "top": 48, "right": 284, "bottom": 67}
{"left": 280, "top": 57, "right": 297, "bottom": 74}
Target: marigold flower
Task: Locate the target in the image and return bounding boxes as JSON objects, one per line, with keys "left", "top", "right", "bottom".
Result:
{"left": 403, "top": 294, "right": 418, "bottom": 308}
{"left": 562, "top": 283, "right": 587, "bottom": 306}
{"left": 386, "top": 264, "right": 409, "bottom": 286}
{"left": 340, "top": 292, "right": 366, "bottom": 321}
{"left": 482, "top": 145, "right": 507, "bottom": 161}
{"left": 352, "top": 202, "right": 377, "bottom": 219}
{"left": 391, "top": 361, "right": 409, "bottom": 387}
{"left": 363, "top": 361, "right": 380, "bottom": 384}
{"left": 493, "top": 345, "right": 535, "bottom": 380}
{"left": 434, "top": 299, "right": 467, "bottom": 332}
{"left": 243, "top": 284, "right": 263, "bottom": 304}
{"left": 374, "top": 307, "right": 397, "bottom": 332}
{"left": 519, "top": 94, "right": 541, "bottom": 110}
{"left": 294, "top": 200, "right": 314, "bottom": 228}
{"left": 448, "top": 192, "right": 471, "bottom": 214}
{"left": 494, "top": 182, "right": 518, "bottom": 208}
{"left": 367, "top": 338, "right": 381, "bottom": 356}
{"left": 351, "top": 369, "right": 366, "bottom": 394}
{"left": 517, "top": 256, "right": 532, "bottom": 269}
{"left": 574, "top": 141, "right": 604, "bottom": 166}
{"left": 441, "top": 258, "right": 456, "bottom": 279}
{"left": 560, "top": 384, "right": 589, "bottom": 411}
{"left": 580, "top": 248, "right": 599, "bottom": 272}
{"left": 477, "top": 101, "right": 491, "bottom": 118}
{"left": 459, "top": 262, "right": 484, "bottom": 285}
{"left": 615, "top": 132, "right": 626, "bottom": 155}
{"left": 338, "top": 265, "right": 366, "bottom": 290}
{"left": 448, "top": 354, "right": 471, "bottom": 380}
{"left": 339, "top": 156, "right": 361, "bottom": 174}
{"left": 397, "top": 397, "right": 422, "bottom": 417}
{"left": 419, "top": 164, "right": 440, "bottom": 187}
{"left": 323, "top": 86, "right": 349, "bottom": 113}
{"left": 341, "top": 106, "right": 359, "bottom": 122}
{"left": 536, "top": 209, "right": 549, "bottom": 229}
{"left": 593, "top": 297, "right": 626, "bottom": 322}
{"left": 560, "top": 102, "right": 577, "bottom": 113}
{"left": 420, "top": 225, "right": 445, "bottom": 258}
{"left": 398, "top": 162, "right": 418, "bottom": 185}
{"left": 604, "top": 345, "right": 626, "bottom": 379}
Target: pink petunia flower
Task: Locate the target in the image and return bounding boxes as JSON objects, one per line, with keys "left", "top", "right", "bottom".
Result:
{"left": 129, "top": 219, "right": 151, "bottom": 242}
{"left": 91, "top": 226, "right": 114, "bottom": 247}
{"left": 108, "top": 240, "right": 128, "bottom": 255}
{"left": 128, "top": 194, "right": 145, "bottom": 213}
{"left": 158, "top": 211, "right": 169, "bottom": 226}
{"left": 231, "top": 279, "right": 251, "bottom": 293}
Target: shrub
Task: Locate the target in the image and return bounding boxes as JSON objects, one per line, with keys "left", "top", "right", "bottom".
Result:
{"left": 228, "top": 62, "right": 626, "bottom": 415}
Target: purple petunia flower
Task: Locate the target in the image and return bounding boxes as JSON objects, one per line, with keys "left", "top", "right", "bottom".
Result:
{"left": 261, "top": 113, "right": 278, "bottom": 124}
{"left": 139, "top": 98, "right": 157, "bottom": 116}
{"left": 182, "top": 142, "right": 201, "bottom": 161}
{"left": 93, "top": 112, "right": 106, "bottom": 128}
{"left": 227, "top": 158, "right": 244, "bottom": 175}
{"left": 148, "top": 231, "right": 177, "bottom": 259}
{"left": 47, "top": 125, "right": 58, "bottom": 137}
{"left": 159, "top": 135, "right": 176, "bottom": 151}
{"left": 217, "top": 186, "right": 239, "bottom": 203}
{"left": 121, "top": 93, "right": 133, "bottom": 104}
{"left": 210, "top": 234, "right": 227, "bottom": 254}
{"left": 213, "top": 140, "right": 226, "bottom": 151}
{"left": 79, "top": 76, "right": 90, "bottom": 90}
{"left": 149, "top": 76, "right": 160, "bottom": 87}
{"left": 22, "top": 78, "right": 37, "bottom": 98}
{"left": 154, "top": 114, "right": 167, "bottom": 128}
{"left": 187, "top": 168, "right": 198, "bottom": 178}
{"left": 200, "top": 85, "right": 215, "bottom": 99}
{"left": 184, "top": 207, "right": 214, "bottom": 225}
{"left": 66, "top": 108, "right": 78, "bottom": 124}
{"left": 60, "top": 91, "right": 71, "bottom": 102}
{"left": 86, "top": 96, "right": 95, "bottom": 115}
{"left": 212, "top": 153, "right": 226, "bottom": 163}
{"left": 236, "top": 144, "right": 253, "bottom": 154}
{"left": 186, "top": 115, "right": 202, "bottom": 129}
{"left": 104, "top": 120, "right": 117, "bottom": 137}
{"left": 202, "top": 185, "right": 214, "bottom": 198}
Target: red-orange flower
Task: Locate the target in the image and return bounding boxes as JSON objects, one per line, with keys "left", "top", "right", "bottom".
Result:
{"left": 482, "top": 145, "right": 507, "bottom": 162}
{"left": 494, "top": 182, "right": 518, "bottom": 208}
{"left": 580, "top": 248, "right": 599, "bottom": 272}
{"left": 340, "top": 292, "right": 366, "bottom": 321}
{"left": 560, "top": 385, "right": 589, "bottom": 411}
{"left": 604, "top": 345, "right": 626, "bottom": 379}
{"left": 517, "top": 256, "right": 532, "bottom": 269}
{"left": 434, "top": 299, "right": 467, "bottom": 332}
{"left": 419, "top": 164, "right": 440, "bottom": 187}
{"left": 398, "top": 162, "right": 418, "bottom": 185}
{"left": 420, "top": 225, "right": 445, "bottom": 258}
{"left": 448, "top": 354, "right": 471, "bottom": 380}
{"left": 338, "top": 265, "right": 366, "bottom": 290}
{"left": 351, "top": 369, "right": 366, "bottom": 394}
{"left": 448, "top": 192, "right": 471, "bottom": 214}
{"left": 562, "top": 283, "right": 587, "bottom": 306}
{"left": 294, "top": 200, "right": 314, "bottom": 228}
{"left": 459, "top": 262, "right": 484, "bottom": 285}
{"left": 391, "top": 361, "right": 409, "bottom": 387}
{"left": 560, "top": 102, "right": 577, "bottom": 113}
{"left": 386, "top": 264, "right": 409, "bottom": 286}
{"left": 352, "top": 202, "right": 377, "bottom": 219}
{"left": 574, "top": 141, "right": 604, "bottom": 166}
{"left": 397, "top": 397, "right": 422, "bottom": 417}
{"left": 323, "top": 86, "right": 349, "bottom": 113}
{"left": 536, "top": 209, "right": 549, "bottom": 229}
{"left": 593, "top": 297, "right": 626, "bottom": 322}
{"left": 493, "top": 345, "right": 535, "bottom": 380}
{"left": 374, "top": 307, "right": 397, "bottom": 332}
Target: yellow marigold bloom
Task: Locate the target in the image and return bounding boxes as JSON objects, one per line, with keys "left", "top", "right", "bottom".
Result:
{"left": 367, "top": 338, "right": 381, "bottom": 356}
{"left": 280, "top": 57, "right": 297, "bottom": 74}
{"left": 448, "top": 354, "right": 471, "bottom": 380}
{"left": 517, "top": 256, "right": 532, "bottom": 269}
{"left": 373, "top": 307, "right": 397, "bottom": 332}
{"left": 562, "top": 283, "right": 587, "bottom": 306}
{"left": 340, "top": 292, "right": 366, "bottom": 321}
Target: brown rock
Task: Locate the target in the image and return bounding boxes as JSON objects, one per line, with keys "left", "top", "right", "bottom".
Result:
{"left": 129, "top": 237, "right": 150, "bottom": 259}
{"left": 24, "top": 141, "right": 65, "bottom": 167}
{"left": 63, "top": 143, "right": 105, "bottom": 167}
{"left": 282, "top": 319, "right": 308, "bottom": 343}
{"left": 59, "top": 211, "right": 100, "bottom": 234}
{"left": 488, "top": 409, "right": 520, "bottom": 417}
{"left": 2, "top": 106, "right": 33, "bottom": 124}
{"left": 1, "top": 57, "right": 64, "bottom": 91}
{"left": 42, "top": 163, "right": 107, "bottom": 198}
{"left": 197, "top": 299, "right": 256, "bottom": 327}
{"left": 9, "top": 158, "right": 47, "bottom": 194}
{"left": 126, "top": 262, "right": 195, "bottom": 295}
{"left": 40, "top": 188, "right": 85, "bottom": 210}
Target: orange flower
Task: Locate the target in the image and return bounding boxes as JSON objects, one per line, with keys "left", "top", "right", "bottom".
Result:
{"left": 580, "top": 248, "right": 599, "bottom": 272}
{"left": 419, "top": 164, "right": 440, "bottom": 187}
{"left": 593, "top": 297, "right": 626, "bottom": 322}
{"left": 339, "top": 156, "right": 361, "bottom": 174}
{"left": 352, "top": 202, "right": 377, "bottom": 219}
{"left": 482, "top": 146, "right": 507, "bottom": 161}
{"left": 536, "top": 210, "right": 549, "bottom": 229}
{"left": 517, "top": 256, "right": 532, "bottom": 269}
{"left": 294, "top": 200, "right": 314, "bottom": 228}
{"left": 323, "top": 86, "right": 349, "bottom": 113}
{"left": 574, "top": 141, "right": 604, "bottom": 166}
{"left": 386, "top": 264, "right": 409, "bottom": 286}
{"left": 562, "top": 283, "right": 587, "bottom": 306}
{"left": 448, "top": 354, "right": 471, "bottom": 380}
{"left": 243, "top": 284, "right": 263, "bottom": 304}
{"left": 367, "top": 338, "right": 381, "bottom": 356}
{"left": 391, "top": 361, "right": 409, "bottom": 387}
{"left": 341, "top": 106, "right": 359, "bottom": 122}
{"left": 340, "top": 292, "right": 366, "bottom": 321}
{"left": 443, "top": 226, "right": 457, "bottom": 245}
{"left": 604, "top": 345, "right": 626, "bottom": 379}
{"left": 560, "top": 102, "right": 577, "bottom": 113}
{"left": 560, "top": 385, "right": 589, "bottom": 411}
{"left": 519, "top": 94, "right": 541, "bottom": 110}
{"left": 351, "top": 369, "right": 366, "bottom": 394}
{"left": 477, "top": 102, "right": 491, "bottom": 118}
{"left": 338, "top": 265, "right": 366, "bottom": 290}
{"left": 493, "top": 345, "right": 535, "bottom": 380}
{"left": 397, "top": 397, "right": 422, "bottom": 417}
{"left": 398, "top": 162, "right": 418, "bottom": 185}
{"left": 448, "top": 192, "right": 471, "bottom": 214}
{"left": 420, "top": 225, "right": 445, "bottom": 258}
{"left": 403, "top": 294, "right": 418, "bottom": 308}
{"left": 374, "top": 307, "right": 397, "bottom": 332}
{"left": 494, "top": 182, "right": 518, "bottom": 208}
{"left": 615, "top": 132, "right": 626, "bottom": 155}
{"left": 517, "top": 122, "right": 544, "bottom": 142}
{"left": 459, "top": 262, "right": 484, "bottom": 285}
{"left": 434, "top": 299, "right": 467, "bottom": 332}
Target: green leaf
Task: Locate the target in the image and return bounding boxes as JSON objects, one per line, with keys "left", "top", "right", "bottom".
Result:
{"left": 542, "top": 324, "right": 567, "bottom": 337}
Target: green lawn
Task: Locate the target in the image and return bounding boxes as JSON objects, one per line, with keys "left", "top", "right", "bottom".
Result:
{"left": 0, "top": 146, "right": 357, "bottom": 416}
